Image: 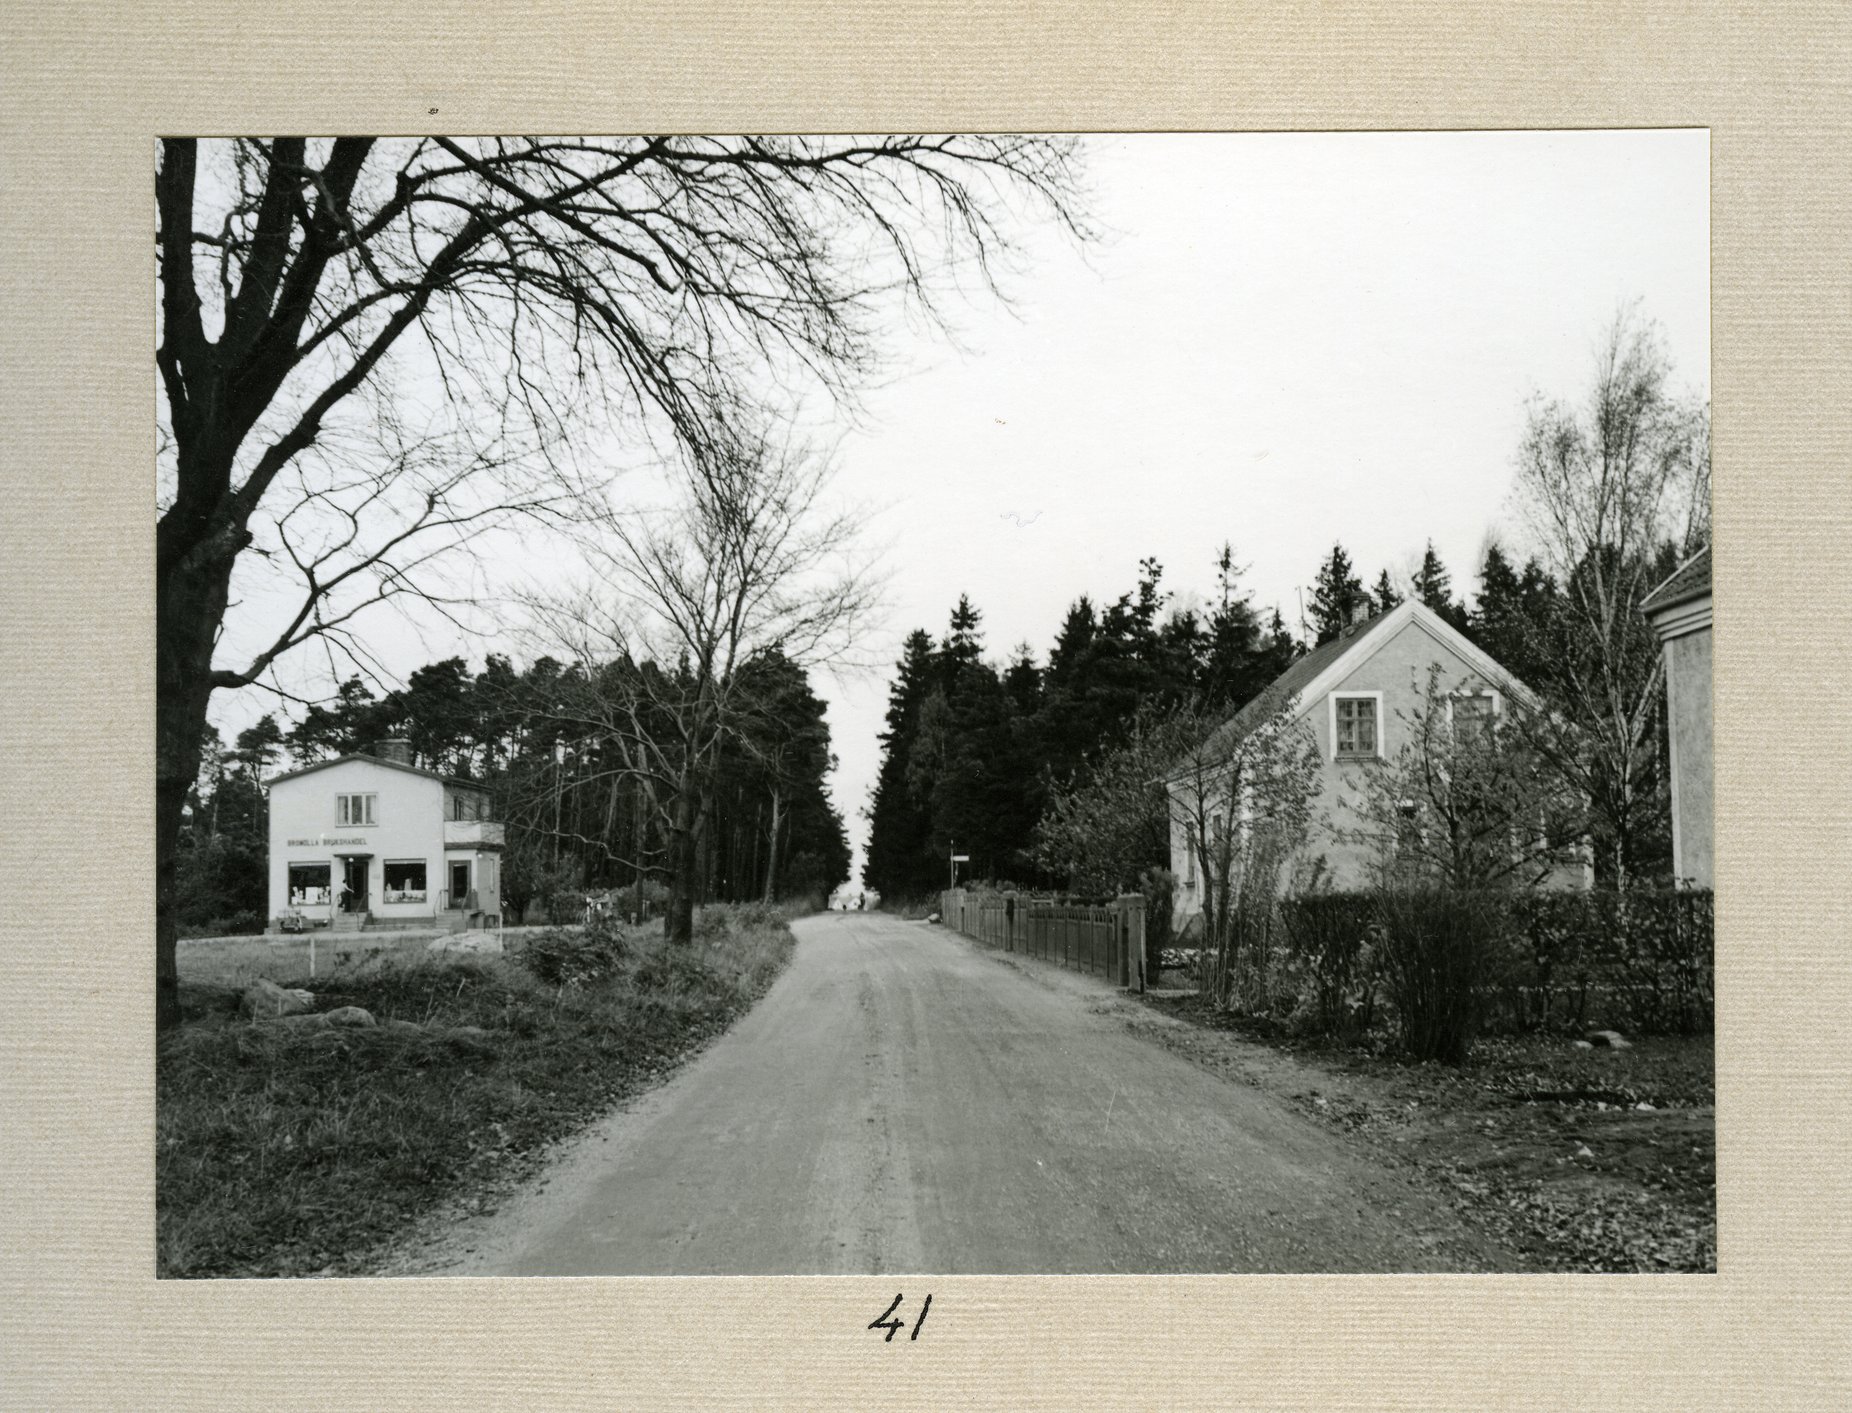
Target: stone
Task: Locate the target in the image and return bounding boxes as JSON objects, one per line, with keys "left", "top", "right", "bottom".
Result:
{"left": 380, "top": 1018, "right": 426, "bottom": 1036}
{"left": 1572, "top": 1040, "right": 1594, "bottom": 1050}
{"left": 1586, "top": 1030, "right": 1632, "bottom": 1050}
{"left": 241, "top": 977, "right": 315, "bottom": 1019}
{"left": 428, "top": 935, "right": 504, "bottom": 956}
{"left": 323, "top": 1006, "right": 376, "bottom": 1028}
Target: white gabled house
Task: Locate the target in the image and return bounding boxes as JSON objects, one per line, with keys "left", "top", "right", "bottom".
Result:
{"left": 1165, "top": 599, "right": 1589, "bottom": 931}
{"left": 266, "top": 737, "right": 504, "bottom": 933}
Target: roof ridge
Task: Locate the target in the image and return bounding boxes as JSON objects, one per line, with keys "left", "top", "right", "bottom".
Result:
{"left": 267, "top": 750, "right": 485, "bottom": 789}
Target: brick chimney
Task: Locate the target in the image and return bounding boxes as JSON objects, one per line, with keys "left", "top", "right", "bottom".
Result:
{"left": 377, "top": 737, "right": 413, "bottom": 766}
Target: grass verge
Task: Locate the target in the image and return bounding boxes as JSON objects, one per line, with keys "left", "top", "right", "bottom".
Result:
{"left": 158, "top": 907, "right": 798, "bottom": 1278}
{"left": 1136, "top": 993, "right": 1715, "bottom": 1272}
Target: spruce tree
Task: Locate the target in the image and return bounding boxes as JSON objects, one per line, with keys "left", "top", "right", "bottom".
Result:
{"left": 1250, "top": 606, "right": 1301, "bottom": 687}
{"left": 942, "top": 595, "right": 985, "bottom": 676}
{"left": 1201, "top": 543, "right": 1263, "bottom": 706}
{"left": 1309, "top": 543, "right": 1367, "bottom": 644}
{"left": 1411, "top": 540, "right": 1468, "bottom": 630}
{"left": 1372, "top": 569, "right": 1402, "bottom": 615}
{"left": 1469, "top": 543, "right": 1560, "bottom": 689}
{"left": 863, "top": 629, "right": 942, "bottom": 897}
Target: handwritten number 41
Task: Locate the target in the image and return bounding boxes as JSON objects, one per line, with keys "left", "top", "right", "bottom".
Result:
{"left": 869, "top": 1292, "right": 931, "bottom": 1342}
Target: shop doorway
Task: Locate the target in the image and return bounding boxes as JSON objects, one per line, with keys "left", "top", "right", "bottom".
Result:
{"left": 341, "top": 857, "right": 370, "bottom": 912}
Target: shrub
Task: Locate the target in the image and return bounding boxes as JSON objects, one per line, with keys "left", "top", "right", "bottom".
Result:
{"left": 522, "top": 912, "right": 629, "bottom": 987}
{"left": 1495, "top": 887, "right": 1714, "bottom": 1036}
{"left": 730, "top": 900, "right": 780, "bottom": 932}
{"left": 1276, "top": 892, "right": 1379, "bottom": 1037}
{"left": 1592, "top": 887, "right": 1714, "bottom": 1034}
{"left": 1373, "top": 888, "right": 1512, "bottom": 1063}
{"left": 634, "top": 946, "right": 720, "bottom": 994}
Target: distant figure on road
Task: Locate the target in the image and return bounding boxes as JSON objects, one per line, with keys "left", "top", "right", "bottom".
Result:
{"left": 856, "top": 895, "right": 865, "bottom": 911}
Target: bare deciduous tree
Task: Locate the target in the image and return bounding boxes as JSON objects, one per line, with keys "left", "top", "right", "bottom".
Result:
{"left": 1338, "top": 666, "right": 1586, "bottom": 890}
{"left": 1030, "top": 702, "right": 1197, "bottom": 895}
{"left": 1163, "top": 699, "right": 1323, "bottom": 1010}
{"left": 1509, "top": 305, "right": 1710, "bottom": 887}
{"left": 521, "top": 433, "right": 878, "bottom": 943}
{"left": 155, "top": 135, "right": 1089, "bottom": 1025}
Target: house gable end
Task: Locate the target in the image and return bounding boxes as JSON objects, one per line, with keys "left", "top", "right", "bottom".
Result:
{"left": 1303, "top": 601, "right": 1539, "bottom": 713}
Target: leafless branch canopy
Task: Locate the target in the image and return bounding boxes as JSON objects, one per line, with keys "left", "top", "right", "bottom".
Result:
{"left": 156, "top": 134, "right": 1089, "bottom": 691}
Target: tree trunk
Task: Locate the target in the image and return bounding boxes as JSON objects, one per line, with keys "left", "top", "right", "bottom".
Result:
{"left": 156, "top": 524, "right": 245, "bottom": 1030}
{"left": 763, "top": 787, "right": 784, "bottom": 904}
{"left": 664, "top": 789, "right": 698, "bottom": 943}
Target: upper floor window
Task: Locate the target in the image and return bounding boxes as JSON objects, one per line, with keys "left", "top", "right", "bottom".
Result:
{"left": 1333, "top": 695, "right": 1379, "bottom": 759}
{"left": 337, "top": 792, "right": 377, "bottom": 826}
{"left": 1451, "top": 691, "right": 1498, "bottom": 744}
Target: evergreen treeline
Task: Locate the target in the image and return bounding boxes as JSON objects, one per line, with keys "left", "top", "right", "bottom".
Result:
{"left": 864, "top": 550, "right": 1297, "bottom": 898}
{"left": 177, "top": 651, "right": 851, "bottom": 934}
{"left": 863, "top": 536, "right": 1679, "bottom": 900}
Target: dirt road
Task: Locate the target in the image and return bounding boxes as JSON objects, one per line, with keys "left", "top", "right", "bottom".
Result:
{"left": 418, "top": 911, "right": 1509, "bottom": 1275}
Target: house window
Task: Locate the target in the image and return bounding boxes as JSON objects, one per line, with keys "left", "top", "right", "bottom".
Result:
{"left": 1334, "top": 695, "right": 1379, "bottom": 758}
{"left": 482, "top": 857, "right": 496, "bottom": 894}
{"left": 1451, "top": 691, "right": 1497, "bottom": 745}
{"left": 287, "top": 862, "right": 331, "bottom": 906}
{"left": 337, "top": 793, "right": 377, "bottom": 826}
{"left": 383, "top": 860, "right": 427, "bottom": 903}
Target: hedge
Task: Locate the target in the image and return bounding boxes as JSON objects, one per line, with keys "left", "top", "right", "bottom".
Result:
{"left": 1232, "top": 886, "right": 1712, "bottom": 1050}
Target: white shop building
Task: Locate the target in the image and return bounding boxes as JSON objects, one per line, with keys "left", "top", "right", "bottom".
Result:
{"left": 266, "top": 738, "right": 504, "bottom": 932}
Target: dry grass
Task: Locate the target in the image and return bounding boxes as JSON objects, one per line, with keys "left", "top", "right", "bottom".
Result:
{"left": 158, "top": 905, "right": 800, "bottom": 1278}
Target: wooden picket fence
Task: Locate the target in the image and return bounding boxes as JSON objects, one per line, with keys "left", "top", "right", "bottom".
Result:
{"left": 940, "top": 888, "right": 1145, "bottom": 990}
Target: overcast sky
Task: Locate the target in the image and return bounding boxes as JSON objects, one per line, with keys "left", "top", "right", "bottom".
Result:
{"left": 207, "top": 130, "right": 1711, "bottom": 884}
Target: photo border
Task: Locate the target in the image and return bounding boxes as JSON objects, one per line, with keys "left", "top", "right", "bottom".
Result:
{"left": 4, "top": 2, "right": 1848, "bottom": 1406}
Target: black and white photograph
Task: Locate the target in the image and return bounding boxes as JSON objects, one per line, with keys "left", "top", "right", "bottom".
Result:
{"left": 153, "top": 130, "right": 1713, "bottom": 1279}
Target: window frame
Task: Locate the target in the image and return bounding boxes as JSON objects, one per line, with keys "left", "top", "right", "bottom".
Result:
{"left": 1328, "top": 690, "right": 1385, "bottom": 761}
{"left": 287, "top": 862, "right": 333, "bottom": 907}
{"left": 1445, "top": 688, "right": 1501, "bottom": 742}
{"left": 337, "top": 792, "right": 378, "bottom": 827}
{"left": 382, "top": 859, "right": 428, "bottom": 904}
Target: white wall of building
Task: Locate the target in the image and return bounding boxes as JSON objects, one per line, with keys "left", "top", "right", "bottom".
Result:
{"left": 268, "top": 760, "right": 447, "bottom": 924}
{"left": 1168, "top": 606, "right": 1584, "bottom": 932}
